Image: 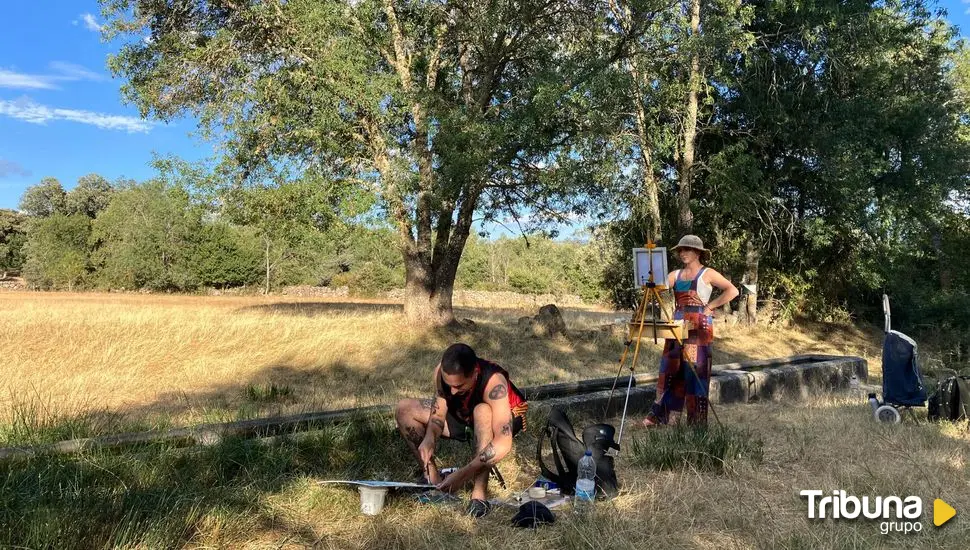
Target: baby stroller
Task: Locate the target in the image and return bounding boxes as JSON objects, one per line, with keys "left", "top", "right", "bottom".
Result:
{"left": 868, "top": 295, "right": 928, "bottom": 423}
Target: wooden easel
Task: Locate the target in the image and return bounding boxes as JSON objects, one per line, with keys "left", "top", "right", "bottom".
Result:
{"left": 605, "top": 241, "right": 720, "bottom": 452}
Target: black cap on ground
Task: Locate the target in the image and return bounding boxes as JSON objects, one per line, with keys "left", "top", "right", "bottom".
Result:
{"left": 511, "top": 501, "right": 556, "bottom": 528}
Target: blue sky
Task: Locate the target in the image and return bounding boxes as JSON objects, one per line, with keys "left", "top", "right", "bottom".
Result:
{"left": 0, "top": 3, "right": 210, "bottom": 210}
{"left": 1, "top": 1, "right": 970, "bottom": 212}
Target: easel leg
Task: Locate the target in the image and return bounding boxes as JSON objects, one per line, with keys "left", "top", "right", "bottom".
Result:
{"left": 604, "top": 295, "right": 649, "bottom": 420}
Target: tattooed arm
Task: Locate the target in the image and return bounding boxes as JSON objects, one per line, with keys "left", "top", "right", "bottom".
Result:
{"left": 479, "top": 373, "right": 515, "bottom": 467}
{"left": 437, "top": 373, "right": 516, "bottom": 493}
{"left": 424, "top": 366, "right": 449, "bottom": 441}
{"left": 419, "top": 366, "right": 449, "bottom": 468}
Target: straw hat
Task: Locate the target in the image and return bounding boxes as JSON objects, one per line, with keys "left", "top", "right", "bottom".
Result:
{"left": 672, "top": 235, "right": 710, "bottom": 260}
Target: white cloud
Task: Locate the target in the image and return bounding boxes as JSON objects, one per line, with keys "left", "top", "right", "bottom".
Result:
{"left": 48, "top": 61, "right": 104, "bottom": 82}
{"left": 0, "top": 63, "right": 104, "bottom": 90}
{"left": 0, "top": 97, "right": 153, "bottom": 133}
{"left": 80, "top": 13, "right": 103, "bottom": 33}
{"left": 0, "top": 69, "right": 58, "bottom": 90}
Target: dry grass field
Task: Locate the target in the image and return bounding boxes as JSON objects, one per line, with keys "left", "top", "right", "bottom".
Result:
{"left": 1, "top": 291, "right": 966, "bottom": 549}
{"left": 0, "top": 291, "right": 883, "bottom": 430}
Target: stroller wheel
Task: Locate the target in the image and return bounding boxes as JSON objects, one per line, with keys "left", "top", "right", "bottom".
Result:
{"left": 875, "top": 405, "right": 901, "bottom": 424}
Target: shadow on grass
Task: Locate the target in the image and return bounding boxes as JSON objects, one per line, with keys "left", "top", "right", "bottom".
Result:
{"left": 237, "top": 301, "right": 404, "bottom": 317}
{"left": 83, "top": 314, "right": 684, "bottom": 426}
{"left": 2, "top": 302, "right": 770, "bottom": 445}
{"left": 0, "top": 407, "right": 557, "bottom": 549}
{"left": 0, "top": 414, "right": 419, "bottom": 548}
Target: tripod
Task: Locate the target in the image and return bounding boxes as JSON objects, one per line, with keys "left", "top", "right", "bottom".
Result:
{"left": 605, "top": 242, "right": 721, "bottom": 451}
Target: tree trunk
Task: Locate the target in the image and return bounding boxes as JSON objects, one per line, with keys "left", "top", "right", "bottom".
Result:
{"left": 401, "top": 229, "right": 474, "bottom": 327}
{"left": 403, "top": 260, "right": 456, "bottom": 327}
{"left": 630, "top": 59, "right": 662, "bottom": 242}
{"left": 932, "top": 230, "right": 950, "bottom": 291}
{"left": 264, "top": 238, "right": 271, "bottom": 295}
{"left": 613, "top": 0, "right": 662, "bottom": 242}
{"left": 398, "top": 183, "right": 480, "bottom": 328}
{"left": 677, "top": 0, "right": 701, "bottom": 236}
{"left": 742, "top": 235, "right": 760, "bottom": 325}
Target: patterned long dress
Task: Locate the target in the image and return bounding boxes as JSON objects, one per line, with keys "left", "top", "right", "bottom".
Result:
{"left": 647, "top": 267, "right": 713, "bottom": 425}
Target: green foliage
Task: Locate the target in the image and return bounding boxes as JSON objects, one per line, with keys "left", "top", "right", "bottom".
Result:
{"left": 189, "top": 222, "right": 262, "bottom": 289}
{"left": 2, "top": 0, "right": 965, "bottom": 349}
{"left": 0, "top": 209, "right": 27, "bottom": 274}
{"left": 595, "top": 0, "right": 970, "bottom": 352}
{"left": 454, "top": 234, "right": 608, "bottom": 300}
{"left": 223, "top": 177, "right": 345, "bottom": 291}
{"left": 630, "top": 425, "right": 764, "bottom": 472}
{"left": 91, "top": 180, "right": 204, "bottom": 291}
{"left": 101, "top": 0, "right": 631, "bottom": 324}
{"left": 22, "top": 214, "right": 92, "bottom": 290}
{"left": 65, "top": 174, "right": 113, "bottom": 218}
{"left": 19, "top": 177, "right": 66, "bottom": 218}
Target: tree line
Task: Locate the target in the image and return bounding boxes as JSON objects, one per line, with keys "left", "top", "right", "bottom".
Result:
{"left": 0, "top": 172, "right": 604, "bottom": 299}
{"left": 5, "top": 0, "right": 969, "bottom": 354}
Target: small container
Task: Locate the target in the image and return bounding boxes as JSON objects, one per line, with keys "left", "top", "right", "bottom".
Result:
{"left": 534, "top": 477, "right": 559, "bottom": 491}
{"left": 528, "top": 486, "right": 547, "bottom": 499}
{"left": 358, "top": 486, "right": 389, "bottom": 516}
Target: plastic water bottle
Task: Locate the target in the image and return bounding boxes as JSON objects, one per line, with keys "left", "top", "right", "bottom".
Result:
{"left": 574, "top": 450, "right": 596, "bottom": 513}
{"left": 868, "top": 393, "right": 880, "bottom": 416}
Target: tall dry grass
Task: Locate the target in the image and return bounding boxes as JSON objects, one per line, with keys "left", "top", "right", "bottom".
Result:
{"left": 0, "top": 292, "right": 966, "bottom": 549}
{"left": 0, "top": 291, "right": 883, "bottom": 431}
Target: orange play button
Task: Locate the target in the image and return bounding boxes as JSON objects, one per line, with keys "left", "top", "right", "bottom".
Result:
{"left": 934, "top": 499, "right": 956, "bottom": 527}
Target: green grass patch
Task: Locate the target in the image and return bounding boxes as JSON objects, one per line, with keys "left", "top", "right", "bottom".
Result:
{"left": 0, "top": 395, "right": 167, "bottom": 447}
{"left": 629, "top": 424, "right": 764, "bottom": 472}
{"left": 0, "top": 411, "right": 416, "bottom": 549}
{"left": 245, "top": 382, "right": 294, "bottom": 403}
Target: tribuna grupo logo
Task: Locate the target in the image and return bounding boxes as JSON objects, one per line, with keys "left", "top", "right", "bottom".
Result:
{"left": 800, "top": 490, "right": 924, "bottom": 535}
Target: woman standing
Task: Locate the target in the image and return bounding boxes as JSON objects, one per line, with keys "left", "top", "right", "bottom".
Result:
{"left": 643, "top": 235, "right": 739, "bottom": 426}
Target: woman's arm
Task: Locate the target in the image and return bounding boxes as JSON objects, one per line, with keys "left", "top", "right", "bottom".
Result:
{"left": 702, "top": 269, "right": 739, "bottom": 314}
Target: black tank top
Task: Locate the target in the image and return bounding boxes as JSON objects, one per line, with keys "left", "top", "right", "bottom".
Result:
{"left": 438, "top": 359, "right": 526, "bottom": 425}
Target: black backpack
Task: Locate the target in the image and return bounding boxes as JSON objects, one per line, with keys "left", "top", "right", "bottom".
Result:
{"left": 927, "top": 375, "right": 970, "bottom": 422}
{"left": 535, "top": 407, "right": 620, "bottom": 498}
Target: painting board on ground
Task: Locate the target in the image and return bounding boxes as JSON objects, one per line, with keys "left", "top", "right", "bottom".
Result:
{"left": 632, "top": 247, "right": 669, "bottom": 287}
{"left": 317, "top": 480, "right": 435, "bottom": 490}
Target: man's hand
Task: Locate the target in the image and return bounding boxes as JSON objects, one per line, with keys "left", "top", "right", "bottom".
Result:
{"left": 436, "top": 466, "right": 473, "bottom": 493}
{"left": 418, "top": 435, "right": 436, "bottom": 471}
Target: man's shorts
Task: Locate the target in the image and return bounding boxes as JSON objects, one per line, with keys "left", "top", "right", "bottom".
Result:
{"left": 443, "top": 407, "right": 527, "bottom": 442}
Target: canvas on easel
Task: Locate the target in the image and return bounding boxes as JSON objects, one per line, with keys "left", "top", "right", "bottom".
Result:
{"left": 632, "top": 247, "right": 669, "bottom": 287}
{"left": 629, "top": 246, "right": 682, "bottom": 341}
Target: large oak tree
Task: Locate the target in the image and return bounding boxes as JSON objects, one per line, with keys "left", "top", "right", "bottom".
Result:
{"left": 103, "top": 0, "right": 640, "bottom": 326}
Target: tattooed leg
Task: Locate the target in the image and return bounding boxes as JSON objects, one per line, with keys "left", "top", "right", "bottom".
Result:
{"left": 394, "top": 399, "right": 429, "bottom": 464}
{"left": 470, "top": 403, "right": 494, "bottom": 501}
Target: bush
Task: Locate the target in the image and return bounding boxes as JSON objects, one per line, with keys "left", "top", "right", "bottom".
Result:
{"left": 190, "top": 223, "right": 262, "bottom": 288}
{"left": 630, "top": 424, "right": 764, "bottom": 472}
{"left": 22, "top": 214, "right": 92, "bottom": 290}
{"left": 331, "top": 261, "right": 402, "bottom": 296}
{"left": 91, "top": 180, "right": 203, "bottom": 291}
{"left": 0, "top": 209, "right": 28, "bottom": 274}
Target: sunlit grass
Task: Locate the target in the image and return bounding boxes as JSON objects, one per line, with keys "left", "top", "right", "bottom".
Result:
{"left": 3, "top": 291, "right": 957, "bottom": 548}
{"left": 0, "top": 291, "right": 883, "bottom": 431}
